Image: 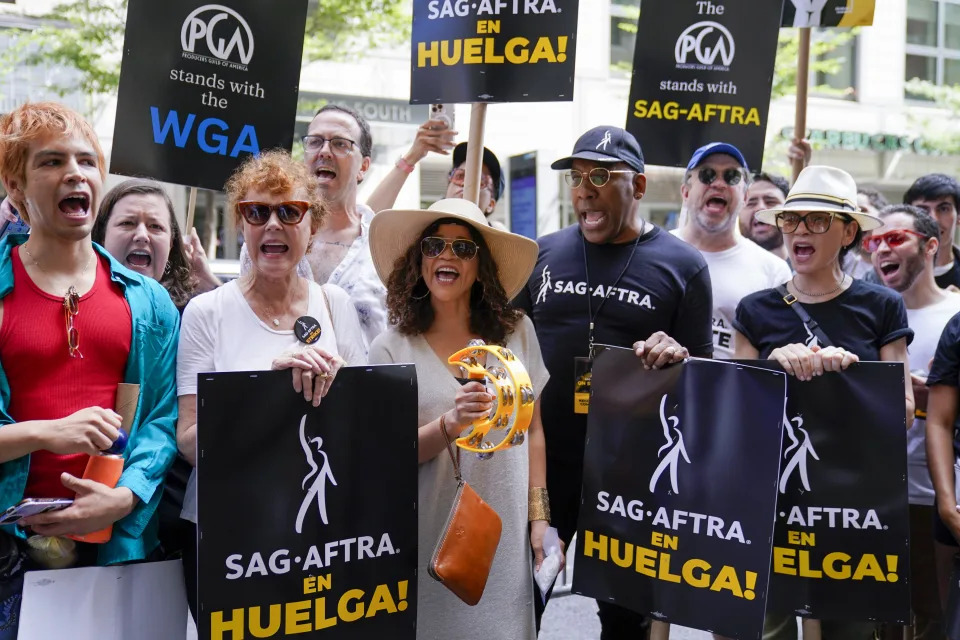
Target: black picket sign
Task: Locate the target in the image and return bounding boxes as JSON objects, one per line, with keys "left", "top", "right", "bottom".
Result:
{"left": 757, "top": 361, "right": 911, "bottom": 624}
{"left": 574, "top": 355, "right": 786, "bottom": 640}
{"left": 196, "top": 367, "right": 418, "bottom": 640}
{"left": 409, "top": 0, "right": 579, "bottom": 104}
{"left": 111, "top": 0, "right": 307, "bottom": 190}
{"left": 625, "top": 0, "right": 781, "bottom": 169}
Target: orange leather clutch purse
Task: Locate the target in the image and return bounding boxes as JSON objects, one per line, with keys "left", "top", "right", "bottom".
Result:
{"left": 428, "top": 417, "right": 502, "bottom": 606}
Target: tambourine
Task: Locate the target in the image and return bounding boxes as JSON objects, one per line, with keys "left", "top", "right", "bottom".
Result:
{"left": 448, "top": 339, "right": 535, "bottom": 459}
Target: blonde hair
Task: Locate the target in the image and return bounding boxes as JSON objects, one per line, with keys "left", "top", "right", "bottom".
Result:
{"left": 0, "top": 102, "right": 105, "bottom": 224}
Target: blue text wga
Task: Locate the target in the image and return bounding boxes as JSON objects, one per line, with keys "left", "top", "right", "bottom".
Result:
{"left": 150, "top": 107, "right": 259, "bottom": 157}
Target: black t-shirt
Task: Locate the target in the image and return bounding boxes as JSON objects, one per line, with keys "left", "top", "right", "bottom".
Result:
{"left": 926, "top": 310, "right": 960, "bottom": 456}
{"left": 935, "top": 246, "right": 960, "bottom": 290}
{"left": 515, "top": 224, "right": 713, "bottom": 463}
{"left": 733, "top": 279, "right": 913, "bottom": 360}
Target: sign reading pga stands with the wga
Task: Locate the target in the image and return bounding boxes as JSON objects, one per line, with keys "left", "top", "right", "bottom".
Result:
{"left": 111, "top": 0, "right": 308, "bottom": 191}
{"left": 626, "top": 0, "right": 781, "bottom": 169}
{"left": 410, "top": 0, "right": 579, "bottom": 104}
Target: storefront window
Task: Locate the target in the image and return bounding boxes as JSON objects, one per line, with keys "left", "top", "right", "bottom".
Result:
{"left": 610, "top": 0, "right": 639, "bottom": 74}
{"left": 905, "top": 0, "right": 960, "bottom": 98}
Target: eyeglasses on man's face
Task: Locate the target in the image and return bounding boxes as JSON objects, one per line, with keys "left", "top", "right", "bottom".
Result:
{"left": 301, "top": 135, "right": 357, "bottom": 157}
{"left": 562, "top": 167, "right": 636, "bottom": 189}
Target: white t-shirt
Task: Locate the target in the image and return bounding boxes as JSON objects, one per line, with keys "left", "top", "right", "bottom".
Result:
{"left": 906, "top": 292, "right": 960, "bottom": 505}
{"left": 176, "top": 278, "right": 367, "bottom": 522}
{"left": 239, "top": 204, "right": 387, "bottom": 354}
{"left": 671, "top": 232, "right": 792, "bottom": 359}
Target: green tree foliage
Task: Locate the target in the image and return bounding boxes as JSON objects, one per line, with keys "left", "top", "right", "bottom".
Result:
{"left": 1, "top": 0, "right": 410, "bottom": 99}
{"left": 901, "top": 79, "right": 960, "bottom": 154}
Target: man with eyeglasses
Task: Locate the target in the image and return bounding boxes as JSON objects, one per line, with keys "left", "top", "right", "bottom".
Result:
{"left": 515, "top": 126, "right": 713, "bottom": 637}
{"left": 869, "top": 204, "right": 960, "bottom": 640}
{"left": 0, "top": 102, "right": 179, "bottom": 637}
{"left": 672, "top": 143, "right": 791, "bottom": 359}
{"left": 903, "top": 174, "right": 960, "bottom": 291}
{"left": 241, "top": 104, "right": 386, "bottom": 349}
{"left": 445, "top": 142, "right": 506, "bottom": 227}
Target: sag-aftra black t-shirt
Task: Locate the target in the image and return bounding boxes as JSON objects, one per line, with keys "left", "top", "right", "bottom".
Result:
{"left": 733, "top": 279, "right": 913, "bottom": 360}
{"left": 515, "top": 224, "right": 713, "bottom": 462}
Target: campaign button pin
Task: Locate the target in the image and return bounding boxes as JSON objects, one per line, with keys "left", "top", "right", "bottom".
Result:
{"left": 295, "top": 316, "right": 322, "bottom": 344}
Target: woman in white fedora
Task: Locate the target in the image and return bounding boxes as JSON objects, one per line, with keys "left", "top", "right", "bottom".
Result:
{"left": 733, "top": 165, "right": 914, "bottom": 639}
{"left": 368, "top": 198, "right": 556, "bottom": 639}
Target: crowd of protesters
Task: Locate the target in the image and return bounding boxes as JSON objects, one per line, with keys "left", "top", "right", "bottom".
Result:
{"left": 2, "top": 98, "right": 960, "bottom": 640}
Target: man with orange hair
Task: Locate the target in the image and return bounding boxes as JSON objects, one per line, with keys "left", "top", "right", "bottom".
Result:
{"left": 0, "top": 102, "right": 178, "bottom": 636}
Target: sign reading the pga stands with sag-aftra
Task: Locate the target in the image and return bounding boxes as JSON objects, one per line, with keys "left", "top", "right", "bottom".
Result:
{"left": 410, "top": 0, "right": 579, "bottom": 104}
{"left": 626, "top": 0, "right": 781, "bottom": 169}
{"left": 112, "top": 0, "right": 308, "bottom": 191}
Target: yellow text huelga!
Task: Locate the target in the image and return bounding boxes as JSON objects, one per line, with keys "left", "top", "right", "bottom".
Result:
{"left": 209, "top": 581, "right": 408, "bottom": 639}
{"left": 773, "top": 547, "right": 900, "bottom": 582}
{"left": 632, "top": 100, "right": 761, "bottom": 126}
{"left": 417, "top": 36, "right": 569, "bottom": 67}
{"left": 582, "top": 530, "right": 759, "bottom": 600}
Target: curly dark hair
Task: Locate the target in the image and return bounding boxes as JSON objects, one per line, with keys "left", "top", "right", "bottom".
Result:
{"left": 385, "top": 219, "right": 523, "bottom": 345}
{"left": 93, "top": 178, "right": 196, "bottom": 308}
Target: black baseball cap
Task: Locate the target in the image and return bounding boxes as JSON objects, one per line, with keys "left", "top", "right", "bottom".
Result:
{"left": 452, "top": 142, "right": 505, "bottom": 200}
{"left": 551, "top": 126, "right": 645, "bottom": 173}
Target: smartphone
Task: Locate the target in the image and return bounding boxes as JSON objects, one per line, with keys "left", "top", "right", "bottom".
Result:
{"left": 430, "top": 103, "right": 455, "bottom": 131}
{"left": 0, "top": 498, "right": 74, "bottom": 526}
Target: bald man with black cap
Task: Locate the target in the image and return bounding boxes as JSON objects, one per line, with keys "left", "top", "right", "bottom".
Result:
{"left": 515, "top": 125, "right": 713, "bottom": 638}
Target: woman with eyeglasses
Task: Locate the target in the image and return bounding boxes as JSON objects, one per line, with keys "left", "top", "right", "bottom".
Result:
{"left": 174, "top": 150, "right": 365, "bottom": 616}
{"left": 367, "top": 199, "right": 555, "bottom": 640}
{"left": 733, "top": 166, "right": 914, "bottom": 639}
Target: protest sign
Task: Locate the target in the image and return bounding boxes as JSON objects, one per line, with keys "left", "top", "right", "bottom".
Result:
{"left": 574, "top": 354, "right": 786, "bottom": 639}
{"left": 111, "top": 0, "right": 308, "bottom": 191}
{"left": 625, "top": 0, "right": 781, "bottom": 169}
{"left": 761, "top": 362, "right": 911, "bottom": 624}
{"left": 19, "top": 561, "right": 188, "bottom": 640}
{"left": 196, "top": 367, "right": 418, "bottom": 640}
{"left": 409, "top": 0, "right": 579, "bottom": 104}
{"left": 781, "top": 0, "right": 876, "bottom": 27}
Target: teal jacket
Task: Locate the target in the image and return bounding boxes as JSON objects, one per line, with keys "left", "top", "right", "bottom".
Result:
{"left": 0, "top": 235, "right": 180, "bottom": 565}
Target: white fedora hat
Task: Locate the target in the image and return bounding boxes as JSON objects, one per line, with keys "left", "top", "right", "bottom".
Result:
{"left": 755, "top": 165, "right": 882, "bottom": 232}
{"left": 369, "top": 198, "right": 539, "bottom": 301}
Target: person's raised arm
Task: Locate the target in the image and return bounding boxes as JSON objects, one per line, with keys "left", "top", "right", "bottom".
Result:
{"left": 366, "top": 120, "right": 455, "bottom": 213}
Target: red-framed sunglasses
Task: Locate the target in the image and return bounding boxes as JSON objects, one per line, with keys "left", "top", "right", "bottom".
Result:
{"left": 861, "top": 229, "right": 929, "bottom": 253}
{"left": 63, "top": 286, "right": 82, "bottom": 359}
{"left": 236, "top": 201, "right": 310, "bottom": 226}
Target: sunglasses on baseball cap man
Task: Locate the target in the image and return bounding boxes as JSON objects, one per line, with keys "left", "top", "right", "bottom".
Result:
{"left": 686, "top": 142, "right": 749, "bottom": 187}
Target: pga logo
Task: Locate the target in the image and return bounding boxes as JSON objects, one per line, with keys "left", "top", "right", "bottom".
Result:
{"left": 675, "top": 20, "right": 735, "bottom": 67}
{"left": 181, "top": 4, "right": 254, "bottom": 65}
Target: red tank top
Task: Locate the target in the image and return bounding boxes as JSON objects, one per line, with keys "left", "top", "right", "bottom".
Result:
{"left": 0, "top": 246, "right": 132, "bottom": 498}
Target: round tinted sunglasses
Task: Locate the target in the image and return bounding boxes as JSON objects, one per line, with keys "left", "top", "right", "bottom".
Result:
{"left": 861, "top": 229, "right": 928, "bottom": 253}
{"left": 236, "top": 201, "right": 310, "bottom": 226}
{"left": 775, "top": 211, "right": 852, "bottom": 234}
{"left": 698, "top": 166, "right": 744, "bottom": 186}
{"left": 421, "top": 236, "right": 479, "bottom": 260}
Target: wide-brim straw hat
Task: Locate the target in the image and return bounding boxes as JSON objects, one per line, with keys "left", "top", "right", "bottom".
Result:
{"left": 369, "top": 198, "right": 539, "bottom": 301}
{"left": 754, "top": 165, "right": 882, "bottom": 232}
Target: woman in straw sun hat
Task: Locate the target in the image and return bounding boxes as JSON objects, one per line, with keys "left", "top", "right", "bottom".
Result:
{"left": 733, "top": 165, "right": 914, "bottom": 638}
{"left": 368, "top": 198, "right": 557, "bottom": 639}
